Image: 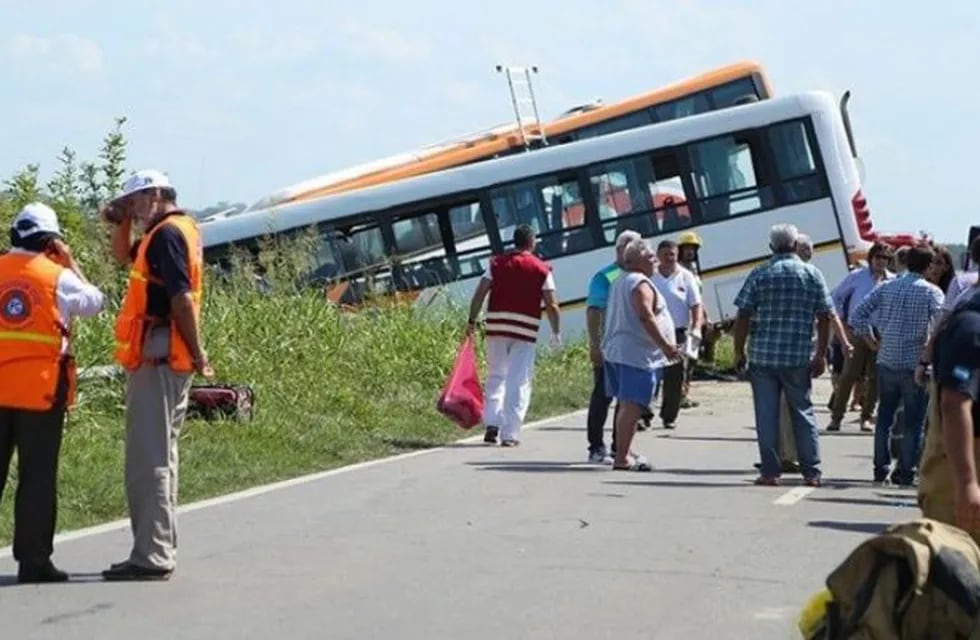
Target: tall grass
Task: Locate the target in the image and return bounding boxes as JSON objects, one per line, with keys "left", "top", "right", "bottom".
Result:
{"left": 0, "top": 233, "right": 593, "bottom": 544}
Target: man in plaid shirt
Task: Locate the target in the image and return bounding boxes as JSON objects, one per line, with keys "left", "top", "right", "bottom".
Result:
{"left": 850, "top": 245, "right": 945, "bottom": 486}
{"left": 734, "top": 224, "right": 833, "bottom": 486}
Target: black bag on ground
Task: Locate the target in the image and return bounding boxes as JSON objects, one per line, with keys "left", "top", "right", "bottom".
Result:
{"left": 187, "top": 383, "right": 255, "bottom": 421}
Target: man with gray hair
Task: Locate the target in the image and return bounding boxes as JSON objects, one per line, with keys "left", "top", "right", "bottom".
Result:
{"left": 585, "top": 229, "right": 641, "bottom": 464}
{"left": 602, "top": 237, "right": 681, "bottom": 471}
{"left": 734, "top": 223, "right": 834, "bottom": 486}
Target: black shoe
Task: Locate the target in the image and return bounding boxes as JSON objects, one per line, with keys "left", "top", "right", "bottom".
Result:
{"left": 18, "top": 560, "right": 68, "bottom": 584}
{"left": 102, "top": 562, "right": 173, "bottom": 582}
{"left": 483, "top": 426, "right": 499, "bottom": 444}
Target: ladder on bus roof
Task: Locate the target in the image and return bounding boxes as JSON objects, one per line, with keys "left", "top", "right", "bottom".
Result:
{"left": 495, "top": 65, "right": 548, "bottom": 150}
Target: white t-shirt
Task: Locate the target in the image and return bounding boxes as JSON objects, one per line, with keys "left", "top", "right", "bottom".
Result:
{"left": 651, "top": 265, "right": 702, "bottom": 330}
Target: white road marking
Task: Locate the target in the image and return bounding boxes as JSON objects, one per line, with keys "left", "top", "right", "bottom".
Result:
{"left": 0, "top": 409, "right": 587, "bottom": 560}
{"left": 773, "top": 486, "right": 816, "bottom": 506}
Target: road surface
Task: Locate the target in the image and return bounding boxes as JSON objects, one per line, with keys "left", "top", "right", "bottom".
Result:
{"left": 0, "top": 379, "right": 916, "bottom": 639}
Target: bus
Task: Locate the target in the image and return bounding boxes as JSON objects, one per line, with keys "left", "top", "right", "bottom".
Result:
{"left": 242, "top": 61, "right": 773, "bottom": 213}
{"left": 202, "top": 90, "right": 877, "bottom": 340}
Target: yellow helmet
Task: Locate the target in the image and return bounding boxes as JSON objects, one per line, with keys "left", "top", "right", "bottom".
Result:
{"left": 798, "top": 588, "right": 834, "bottom": 639}
{"left": 677, "top": 231, "right": 702, "bottom": 247}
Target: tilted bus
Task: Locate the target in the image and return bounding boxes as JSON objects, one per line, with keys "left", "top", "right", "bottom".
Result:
{"left": 241, "top": 61, "right": 774, "bottom": 214}
{"left": 203, "top": 90, "right": 885, "bottom": 340}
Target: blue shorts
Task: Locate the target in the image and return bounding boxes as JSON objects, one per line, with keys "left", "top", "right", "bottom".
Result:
{"left": 604, "top": 361, "right": 659, "bottom": 407}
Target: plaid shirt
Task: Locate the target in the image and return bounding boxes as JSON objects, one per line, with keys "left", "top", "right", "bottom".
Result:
{"left": 849, "top": 273, "right": 945, "bottom": 371}
{"left": 734, "top": 253, "right": 833, "bottom": 368}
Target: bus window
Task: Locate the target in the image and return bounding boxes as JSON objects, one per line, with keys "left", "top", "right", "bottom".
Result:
{"left": 687, "top": 134, "right": 771, "bottom": 221}
{"left": 338, "top": 222, "right": 386, "bottom": 273}
{"left": 766, "top": 120, "right": 826, "bottom": 204}
{"left": 448, "top": 201, "right": 493, "bottom": 279}
{"left": 490, "top": 175, "right": 591, "bottom": 259}
{"left": 649, "top": 152, "right": 694, "bottom": 234}
{"left": 709, "top": 78, "right": 759, "bottom": 109}
{"left": 573, "top": 110, "right": 654, "bottom": 142}
{"left": 392, "top": 211, "right": 441, "bottom": 255}
{"left": 589, "top": 156, "right": 658, "bottom": 241}
{"left": 655, "top": 92, "right": 711, "bottom": 123}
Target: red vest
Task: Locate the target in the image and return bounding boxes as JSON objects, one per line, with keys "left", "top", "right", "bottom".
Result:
{"left": 485, "top": 251, "right": 551, "bottom": 343}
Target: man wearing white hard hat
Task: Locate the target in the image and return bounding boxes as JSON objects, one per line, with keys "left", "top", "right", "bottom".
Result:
{"left": 100, "top": 170, "right": 212, "bottom": 581}
{"left": 0, "top": 202, "right": 104, "bottom": 583}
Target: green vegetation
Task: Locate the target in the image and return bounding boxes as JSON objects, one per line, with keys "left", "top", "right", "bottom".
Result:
{"left": 0, "top": 122, "right": 594, "bottom": 545}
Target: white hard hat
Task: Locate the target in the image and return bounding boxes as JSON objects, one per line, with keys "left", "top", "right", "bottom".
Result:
{"left": 11, "top": 202, "right": 62, "bottom": 239}
{"left": 111, "top": 169, "right": 176, "bottom": 203}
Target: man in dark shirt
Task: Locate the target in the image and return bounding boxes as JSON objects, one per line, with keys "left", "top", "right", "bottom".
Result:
{"left": 918, "top": 287, "right": 980, "bottom": 542}
{"left": 101, "top": 169, "right": 211, "bottom": 581}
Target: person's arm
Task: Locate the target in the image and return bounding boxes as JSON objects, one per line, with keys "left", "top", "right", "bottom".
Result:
{"left": 812, "top": 313, "right": 830, "bottom": 378}
{"left": 586, "top": 307, "right": 604, "bottom": 365}
{"left": 631, "top": 282, "right": 679, "bottom": 360}
{"left": 687, "top": 271, "right": 703, "bottom": 334}
{"left": 109, "top": 215, "right": 134, "bottom": 267}
{"left": 732, "top": 271, "right": 757, "bottom": 367}
{"left": 541, "top": 271, "right": 560, "bottom": 345}
{"left": 829, "top": 312, "right": 854, "bottom": 357}
{"left": 849, "top": 287, "right": 881, "bottom": 350}
{"left": 152, "top": 227, "right": 212, "bottom": 376}
{"left": 466, "top": 277, "right": 492, "bottom": 333}
{"left": 943, "top": 388, "right": 978, "bottom": 500}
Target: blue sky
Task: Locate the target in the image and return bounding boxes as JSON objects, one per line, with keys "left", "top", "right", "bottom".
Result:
{"left": 1, "top": 0, "right": 977, "bottom": 242}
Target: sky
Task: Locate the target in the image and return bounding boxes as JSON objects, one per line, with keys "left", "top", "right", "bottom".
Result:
{"left": 0, "top": 0, "right": 977, "bottom": 242}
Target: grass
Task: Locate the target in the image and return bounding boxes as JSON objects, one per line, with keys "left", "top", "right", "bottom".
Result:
{"left": 0, "top": 250, "right": 594, "bottom": 546}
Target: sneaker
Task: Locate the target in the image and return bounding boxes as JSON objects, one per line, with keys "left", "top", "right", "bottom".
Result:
{"left": 500, "top": 439, "right": 520, "bottom": 448}
{"left": 483, "top": 426, "right": 499, "bottom": 444}
{"left": 588, "top": 449, "right": 613, "bottom": 465}
{"left": 663, "top": 422, "right": 676, "bottom": 430}
{"left": 826, "top": 419, "right": 842, "bottom": 432}
{"left": 754, "top": 476, "right": 781, "bottom": 486}
{"left": 859, "top": 420, "right": 873, "bottom": 432}
{"left": 805, "top": 475, "right": 822, "bottom": 488}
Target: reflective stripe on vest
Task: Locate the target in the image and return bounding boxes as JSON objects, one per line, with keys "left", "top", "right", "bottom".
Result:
{"left": 114, "top": 213, "right": 203, "bottom": 372}
{"left": 0, "top": 252, "right": 74, "bottom": 411}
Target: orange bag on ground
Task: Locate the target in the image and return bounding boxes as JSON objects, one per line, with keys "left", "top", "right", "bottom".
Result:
{"left": 436, "top": 335, "right": 484, "bottom": 429}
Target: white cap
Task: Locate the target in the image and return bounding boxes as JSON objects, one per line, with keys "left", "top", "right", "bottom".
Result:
{"left": 11, "top": 202, "right": 62, "bottom": 239}
{"left": 111, "top": 169, "right": 176, "bottom": 203}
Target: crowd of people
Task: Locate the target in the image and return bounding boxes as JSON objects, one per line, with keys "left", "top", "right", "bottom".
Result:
{"left": 466, "top": 221, "right": 980, "bottom": 540}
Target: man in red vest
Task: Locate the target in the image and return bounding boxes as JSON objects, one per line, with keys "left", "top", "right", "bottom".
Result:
{"left": 0, "top": 203, "right": 104, "bottom": 582}
{"left": 466, "top": 224, "right": 561, "bottom": 446}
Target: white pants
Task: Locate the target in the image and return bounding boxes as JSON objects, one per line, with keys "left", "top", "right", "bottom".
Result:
{"left": 483, "top": 336, "right": 537, "bottom": 441}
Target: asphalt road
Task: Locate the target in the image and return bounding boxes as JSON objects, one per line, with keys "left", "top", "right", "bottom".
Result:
{"left": 0, "top": 378, "right": 917, "bottom": 639}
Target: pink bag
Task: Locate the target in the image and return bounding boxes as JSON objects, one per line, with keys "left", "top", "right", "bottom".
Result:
{"left": 436, "top": 335, "right": 484, "bottom": 429}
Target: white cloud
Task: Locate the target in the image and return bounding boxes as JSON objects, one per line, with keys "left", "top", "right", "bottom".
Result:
{"left": 339, "top": 20, "right": 432, "bottom": 63}
{"left": 6, "top": 33, "right": 104, "bottom": 74}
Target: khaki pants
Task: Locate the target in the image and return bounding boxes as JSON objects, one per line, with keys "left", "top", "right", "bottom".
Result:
{"left": 919, "top": 381, "right": 980, "bottom": 545}
{"left": 830, "top": 340, "right": 878, "bottom": 422}
{"left": 778, "top": 392, "right": 798, "bottom": 462}
{"left": 124, "top": 327, "right": 192, "bottom": 571}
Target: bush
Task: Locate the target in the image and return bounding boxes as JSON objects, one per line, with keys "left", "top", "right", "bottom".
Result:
{"left": 0, "top": 123, "right": 593, "bottom": 544}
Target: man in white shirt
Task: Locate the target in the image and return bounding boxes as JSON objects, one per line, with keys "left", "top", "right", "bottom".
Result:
{"left": 651, "top": 240, "right": 702, "bottom": 429}
{"left": 0, "top": 203, "right": 104, "bottom": 583}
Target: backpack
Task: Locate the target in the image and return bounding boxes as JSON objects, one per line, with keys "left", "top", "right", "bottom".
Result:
{"left": 187, "top": 383, "right": 255, "bottom": 422}
{"left": 820, "top": 518, "right": 980, "bottom": 639}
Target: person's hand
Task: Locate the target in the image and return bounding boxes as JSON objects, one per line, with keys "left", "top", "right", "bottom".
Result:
{"left": 809, "top": 354, "right": 827, "bottom": 378}
{"left": 194, "top": 353, "right": 215, "bottom": 378}
{"left": 662, "top": 342, "right": 682, "bottom": 362}
{"left": 865, "top": 336, "right": 880, "bottom": 352}
{"left": 842, "top": 339, "right": 855, "bottom": 359}
{"left": 464, "top": 321, "right": 475, "bottom": 338}
{"left": 100, "top": 201, "right": 128, "bottom": 225}
{"left": 914, "top": 363, "right": 929, "bottom": 387}
{"left": 46, "top": 238, "right": 74, "bottom": 268}
{"left": 955, "top": 483, "right": 980, "bottom": 533}
{"left": 588, "top": 343, "right": 602, "bottom": 367}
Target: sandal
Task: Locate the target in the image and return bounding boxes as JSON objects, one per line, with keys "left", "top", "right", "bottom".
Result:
{"left": 613, "top": 455, "right": 652, "bottom": 472}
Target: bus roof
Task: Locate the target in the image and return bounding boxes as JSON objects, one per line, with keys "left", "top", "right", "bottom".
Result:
{"left": 242, "top": 61, "right": 770, "bottom": 212}
{"left": 202, "top": 90, "right": 835, "bottom": 249}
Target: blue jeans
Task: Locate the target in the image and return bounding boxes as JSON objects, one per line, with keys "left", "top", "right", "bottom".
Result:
{"left": 873, "top": 365, "right": 927, "bottom": 483}
{"left": 749, "top": 365, "right": 821, "bottom": 479}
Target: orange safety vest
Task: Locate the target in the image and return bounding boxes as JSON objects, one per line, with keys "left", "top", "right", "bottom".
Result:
{"left": 0, "top": 252, "right": 76, "bottom": 411}
{"left": 114, "top": 214, "right": 203, "bottom": 373}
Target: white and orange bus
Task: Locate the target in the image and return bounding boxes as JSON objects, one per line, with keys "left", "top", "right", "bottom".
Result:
{"left": 240, "top": 61, "right": 773, "bottom": 214}
{"left": 203, "top": 89, "right": 889, "bottom": 341}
